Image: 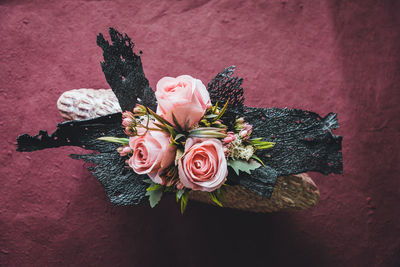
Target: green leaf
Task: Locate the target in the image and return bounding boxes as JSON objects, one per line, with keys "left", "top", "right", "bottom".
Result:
{"left": 204, "top": 114, "right": 218, "bottom": 119}
{"left": 145, "top": 188, "right": 163, "bottom": 208}
{"left": 171, "top": 112, "right": 183, "bottom": 132}
{"left": 214, "top": 100, "right": 229, "bottom": 121}
{"left": 188, "top": 132, "right": 227, "bottom": 138}
{"left": 176, "top": 189, "right": 185, "bottom": 202}
{"left": 153, "top": 122, "right": 170, "bottom": 133}
{"left": 255, "top": 143, "right": 275, "bottom": 150}
{"left": 216, "top": 187, "right": 226, "bottom": 202}
{"left": 143, "top": 179, "right": 153, "bottom": 184}
{"left": 189, "top": 127, "right": 227, "bottom": 139}
{"left": 97, "top": 136, "right": 129, "bottom": 145}
{"left": 175, "top": 148, "right": 184, "bottom": 165}
{"left": 170, "top": 135, "right": 179, "bottom": 145}
{"left": 227, "top": 159, "right": 262, "bottom": 176}
{"left": 209, "top": 192, "right": 223, "bottom": 207}
{"left": 146, "top": 184, "right": 163, "bottom": 191}
{"left": 180, "top": 191, "right": 189, "bottom": 214}
{"left": 251, "top": 154, "right": 265, "bottom": 166}
{"left": 252, "top": 140, "right": 275, "bottom": 150}
{"left": 175, "top": 133, "right": 185, "bottom": 141}
{"left": 147, "top": 108, "right": 173, "bottom": 127}
{"left": 212, "top": 102, "right": 218, "bottom": 113}
{"left": 165, "top": 124, "right": 177, "bottom": 137}
{"left": 184, "top": 119, "right": 190, "bottom": 131}
{"left": 171, "top": 133, "right": 185, "bottom": 146}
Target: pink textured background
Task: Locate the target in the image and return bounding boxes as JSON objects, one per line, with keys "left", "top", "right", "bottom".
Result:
{"left": 1, "top": 0, "right": 399, "bottom": 266}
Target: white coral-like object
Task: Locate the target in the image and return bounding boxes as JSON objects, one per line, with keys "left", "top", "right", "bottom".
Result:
{"left": 57, "top": 89, "right": 121, "bottom": 120}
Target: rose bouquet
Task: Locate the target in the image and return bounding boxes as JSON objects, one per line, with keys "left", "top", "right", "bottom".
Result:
{"left": 99, "top": 75, "right": 275, "bottom": 212}
{"left": 17, "top": 28, "right": 343, "bottom": 213}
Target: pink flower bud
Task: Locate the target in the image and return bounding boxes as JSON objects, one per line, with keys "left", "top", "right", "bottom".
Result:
{"left": 223, "top": 136, "right": 234, "bottom": 144}
{"left": 122, "top": 111, "right": 134, "bottom": 119}
{"left": 239, "top": 129, "right": 249, "bottom": 139}
{"left": 176, "top": 182, "right": 184, "bottom": 190}
{"left": 236, "top": 117, "right": 244, "bottom": 124}
{"left": 122, "top": 117, "right": 134, "bottom": 127}
{"left": 118, "top": 146, "right": 132, "bottom": 156}
{"left": 223, "top": 132, "right": 236, "bottom": 144}
{"left": 243, "top": 123, "right": 253, "bottom": 132}
{"left": 122, "top": 146, "right": 132, "bottom": 155}
{"left": 124, "top": 127, "right": 134, "bottom": 136}
{"left": 133, "top": 104, "right": 146, "bottom": 115}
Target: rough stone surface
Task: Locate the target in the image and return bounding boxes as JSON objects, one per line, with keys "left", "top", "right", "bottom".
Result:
{"left": 1, "top": 0, "right": 399, "bottom": 266}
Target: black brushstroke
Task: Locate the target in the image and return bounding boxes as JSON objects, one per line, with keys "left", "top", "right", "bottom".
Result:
{"left": 97, "top": 27, "right": 157, "bottom": 111}
{"left": 17, "top": 113, "right": 122, "bottom": 152}
{"left": 207, "top": 65, "right": 244, "bottom": 109}
{"left": 227, "top": 165, "right": 278, "bottom": 198}
{"left": 207, "top": 66, "right": 244, "bottom": 127}
{"left": 245, "top": 108, "right": 342, "bottom": 176}
{"left": 17, "top": 113, "right": 148, "bottom": 205}
{"left": 208, "top": 67, "right": 342, "bottom": 198}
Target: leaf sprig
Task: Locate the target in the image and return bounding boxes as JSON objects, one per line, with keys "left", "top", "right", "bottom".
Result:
{"left": 250, "top": 138, "right": 275, "bottom": 150}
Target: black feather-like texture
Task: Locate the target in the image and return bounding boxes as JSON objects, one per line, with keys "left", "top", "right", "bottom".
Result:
{"left": 207, "top": 66, "right": 244, "bottom": 127}
{"left": 207, "top": 66, "right": 244, "bottom": 109}
{"left": 245, "top": 108, "right": 342, "bottom": 176}
{"left": 208, "top": 67, "right": 342, "bottom": 198}
{"left": 229, "top": 108, "right": 342, "bottom": 198}
{"left": 17, "top": 114, "right": 148, "bottom": 205}
{"left": 97, "top": 27, "right": 157, "bottom": 111}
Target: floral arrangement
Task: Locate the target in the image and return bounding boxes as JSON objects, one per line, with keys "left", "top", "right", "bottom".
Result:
{"left": 99, "top": 75, "right": 275, "bottom": 212}
{"left": 16, "top": 28, "right": 343, "bottom": 213}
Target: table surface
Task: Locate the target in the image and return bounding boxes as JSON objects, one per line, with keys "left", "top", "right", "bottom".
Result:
{"left": 1, "top": 0, "right": 399, "bottom": 266}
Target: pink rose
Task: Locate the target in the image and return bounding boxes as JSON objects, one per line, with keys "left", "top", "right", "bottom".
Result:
{"left": 178, "top": 138, "right": 227, "bottom": 192}
{"left": 128, "top": 129, "right": 176, "bottom": 184}
{"left": 155, "top": 75, "right": 211, "bottom": 129}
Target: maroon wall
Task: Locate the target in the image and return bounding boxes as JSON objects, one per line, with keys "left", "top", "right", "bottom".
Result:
{"left": 1, "top": 0, "right": 399, "bottom": 266}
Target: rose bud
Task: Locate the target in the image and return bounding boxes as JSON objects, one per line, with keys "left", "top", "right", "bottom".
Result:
{"left": 176, "top": 182, "right": 184, "bottom": 190}
{"left": 118, "top": 146, "right": 132, "bottom": 156}
{"left": 236, "top": 117, "right": 244, "bottom": 124}
{"left": 243, "top": 123, "right": 253, "bottom": 132}
{"left": 122, "top": 117, "right": 134, "bottom": 127}
{"left": 124, "top": 126, "right": 136, "bottom": 136}
{"left": 133, "top": 104, "right": 147, "bottom": 116}
{"left": 239, "top": 129, "right": 249, "bottom": 139}
{"left": 240, "top": 123, "right": 253, "bottom": 139}
{"left": 122, "top": 111, "right": 134, "bottom": 119}
{"left": 223, "top": 132, "right": 236, "bottom": 144}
